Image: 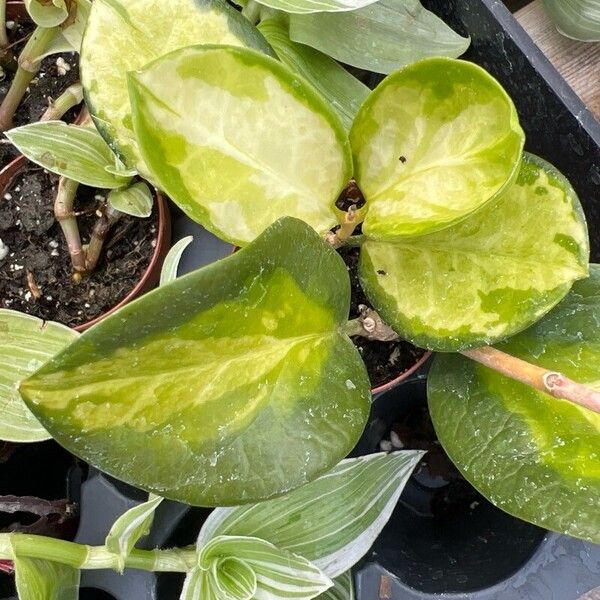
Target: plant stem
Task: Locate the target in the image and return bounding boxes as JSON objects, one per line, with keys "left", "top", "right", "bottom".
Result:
{"left": 0, "top": 533, "right": 196, "bottom": 573}
{"left": 41, "top": 82, "right": 83, "bottom": 121}
{"left": 0, "top": 25, "right": 59, "bottom": 131}
{"left": 461, "top": 346, "right": 600, "bottom": 415}
{"left": 326, "top": 205, "right": 363, "bottom": 249}
{"left": 55, "top": 176, "right": 86, "bottom": 275}
{"left": 85, "top": 204, "right": 122, "bottom": 273}
{"left": 345, "top": 305, "right": 400, "bottom": 342}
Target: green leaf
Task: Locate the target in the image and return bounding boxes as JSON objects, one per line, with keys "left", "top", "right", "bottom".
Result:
{"left": 5, "top": 122, "right": 130, "bottom": 189}
{"left": 197, "top": 451, "right": 424, "bottom": 577}
{"left": 160, "top": 236, "right": 193, "bottom": 287}
{"left": 108, "top": 182, "right": 153, "bottom": 218}
{"left": 359, "top": 153, "right": 589, "bottom": 351}
{"left": 428, "top": 265, "right": 600, "bottom": 543}
{"left": 289, "top": 0, "right": 470, "bottom": 74}
{"left": 318, "top": 572, "right": 354, "bottom": 600}
{"left": 200, "top": 536, "right": 332, "bottom": 599}
{"left": 14, "top": 556, "right": 80, "bottom": 600}
{"left": 80, "top": 0, "right": 273, "bottom": 174}
{"left": 253, "top": 0, "right": 379, "bottom": 15}
{"left": 543, "top": 0, "right": 600, "bottom": 41}
{"left": 0, "top": 310, "right": 77, "bottom": 443}
{"left": 35, "top": 0, "right": 91, "bottom": 58}
{"left": 130, "top": 44, "right": 351, "bottom": 246}
{"left": 105, "top": 493, "right": 163, "bottom": 573}
{"left": 25, "top": 0, "right": 69, "bottom": 27}
{"left": 19, "top": 217, "right": 371, "bottom": 506}
{"left": 351, "top": 57, "right": 524, "bottom": 239}
{"left": 258, "top": 19, "right": 369, "bottom": 131}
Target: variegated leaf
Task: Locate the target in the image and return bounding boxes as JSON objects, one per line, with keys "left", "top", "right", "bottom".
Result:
{"left": 80, "top": 0, "right": 272, "bottom": 174}
{"left": 108, "top": 182, "right": 153, "bottom": 218}
{"left": 19, "top": 218, "right": 371, "bottom": 506}
{"left": 0, "top": 310, "right": 77, "bottom": 443}
{"left": 428, "top": 264, "right": 600, "bottom": 543}
{"left": 350, "top": 57, "right": 524, "bottom": 239}
{"left": 5, "top": 122, "right": 130, "bottom": 189}
{"left": 14, "top": 556, "right": 80, "bottom": 600}
{"left": 24, "top": 0, "right": 69, "bottom": 27}
{"left": 360, "top": 153, "right": 589, "bottom": 351}
{"left": 318, "top": 572, "right": 354, "bottom": 600}
{"left": 160, "top": 236, "right": 193, "bottom": 286}
{"left": 130, "top": 45, "right": 351, "bottom": 245}
{"left": 197, "top": 451, "right": 424, "bottom": 578}
{"left": 544, "top": 0, "right": 600, "bottom": 41}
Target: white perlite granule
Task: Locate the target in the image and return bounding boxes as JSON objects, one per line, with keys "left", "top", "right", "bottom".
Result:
{"left": 0, "top": 238, "right": 8, "bottom": 261}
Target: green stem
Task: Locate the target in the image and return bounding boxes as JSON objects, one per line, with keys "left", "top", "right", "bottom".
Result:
{"left": 85, "top": 204, "right": 122, "bottom": 273}
{"left": 0, "top": 533, "right": 196, "bottom": 573}
{"left": 0, "top": 25, "right": 59, "bottom": 131}
{"left": 0, "top": 0, "right": 9, "bottom": 52}
{"left": 55, "top": 177, "right": 86, "bottom": 274}
{"left": 41, "top": 82, "right": 84, "bottom": 121}
{"left": 345, "top": 235, "right": 365, "bottom": 247}
{"left": 241, "top": 0, "right": 261, "bottom": 24}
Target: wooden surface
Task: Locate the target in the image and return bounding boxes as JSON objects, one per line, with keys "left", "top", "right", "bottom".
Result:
{"left": 508, "top": 0, "right": 600, "bottom": 119}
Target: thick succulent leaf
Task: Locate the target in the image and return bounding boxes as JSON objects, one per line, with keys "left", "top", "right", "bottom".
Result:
{"left": 200, "top": 536, "right": 332, "bottom": 599}
{"left": 105, "top": 494, "right": 163, "bottom": 573}
{"left": 359, "top": 153, "right": 589, "bottom": 351}
{"left": 19, "top": 218, "right": 370, "bottom": 506}
{"left": 258, "top": 19, "right": 369, "bottom": 131}
{"left": 544, "top": 0, "right": 600, "bottom": 41}
{"left": 160, "top": 236, "right": 194, "bottom": 286}
{"left": 5, "top": 122, "right": 130, "bottom": 189}
{"left": 197, "top": 451, "right": 424, "bottom": 577}
{"left": 318, "top": 572, "right": 354, "bottom": 600}
{"left": 0, "top": 310, "right": 77, "bottom": 443}
{"left": 14, "top": 557, "right": 80, "bottom": 600}
{"left": 108, "top": 182, "right": 153, "bottom": 218}
{"left": 350, "top": 57, "right": 524, "bottom": 239}
{"left": 80, "top": 0, "right": 273, "bottom": 174}
{"left": 24, "top": 0, "right": 68, "bottom": 27}
{"left": 289, "top": 0, "right": 470, "bottom": 74}
{"left": 428, "top": 265, "right": 600, "bottom": 543}
{"left": 130, "top": 45, "right": 351, "bottom": 246}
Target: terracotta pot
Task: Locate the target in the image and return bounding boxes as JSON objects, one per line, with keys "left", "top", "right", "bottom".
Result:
{"left": 0, "top": 154, "right": 171, "bottom": 332}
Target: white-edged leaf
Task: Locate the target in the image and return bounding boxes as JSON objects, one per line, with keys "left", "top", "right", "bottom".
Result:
{"left": 318, "top": 572, "right": 354, "bottom": 600}
{"left": 25, "top": 0, "right": 69, "bottom": 27}
{"left": 254, "top": 0, "right": 379, "bottom": 15}
{"left": 105, "top": 493, "right": 163, "bottom": 573}
{"left": 200, "top": 536, "right": 332, "bottom": 599}
{"left": 160, "top": 236, "right": 193, "bottom": 286}
{"left": 108, "top": 182, "right": 153, "bottom": 217}
{"left": 258, "top": 18, "right": 369, "bottom": 131}
{"left": 197, "top": 452, "right": 424, "bottom": 578}
{"left": 0, "top": 310, "right": 78, "bottom": 443}
{"left": 544, "top": 0, "right": 600, "bottom": 41}
{"left": 5, "top": 122, "right": 130, "bottom": 189}
{"left": 289, "top": 0, "right": 470, "bottom": 74}
{"left": 14, "top": 556, "right": 80, "bottom": 600}
{"left": 180, "top": 569, "right": 217, "bottom": 600}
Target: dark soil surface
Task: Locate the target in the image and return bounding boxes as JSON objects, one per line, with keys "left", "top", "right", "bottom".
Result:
{"left": 0, "top": 166, "right": 158, "bottom": 328}
{"left": 339, "top": 245, "right": 427, "bottom": 389}
{"left": 0, "top": 15, "right": 81, "bottom": 168}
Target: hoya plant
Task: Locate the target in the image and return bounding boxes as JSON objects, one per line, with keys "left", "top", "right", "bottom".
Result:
{"left": 0, "top": 451, "right": 423, "bottom": 599}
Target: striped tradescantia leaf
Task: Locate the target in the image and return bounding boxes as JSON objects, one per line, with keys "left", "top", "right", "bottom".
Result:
{"left": 197, "top": 451, "right": 424, "bottom": 577}
{"left": 359, "top": 153, "right": 589, "bottom": 351}
{"left": 428, "top": 265, "right": 600, "bottom": 543}
{"left": 130, "top": 45, "right": 351, "bottom": 246}
{"left": 14, "top": 556, "right": 80, "bottom": 600}
{"left": 199, "top": 536, "right": 332, "bottom": 599}
{"left": 108, "top": 182, "right": 153, "bottom": 218}
{"left": 289, "top": 0, "right": 470, "bottom": 74}
{"left": 318, "top": 572, "right": 354, "bottom": 599}
{"left": 258, "top": 19, "right": 369, "bottom": 131}
{"left": 5, "top": 122, "right": 131, "bottom": 189}
{"left": 351, "top": 57, "right": 524, "bottom": 239}
{"left": 24, "top": 0, "right": 69, "bottom": 27}
{"left": 252, "top": 0, "right": 378, "bottom": 15}
{"left": 19, "top": 217, "right": 371, "bottom": 506}
{"left": 80, "top": 0, "right": 272, "bottom": 175}
{"left": 0, "top": 310, "right": 77, "bottom": 443}
{"left": 105, "top": 494, "right": 163, "bottom": 573}
{"left": 160, "top": 236, "right": 194, "bottom": 286}
{"left": 544, "top": 0, "right": 600, "bottom": 41}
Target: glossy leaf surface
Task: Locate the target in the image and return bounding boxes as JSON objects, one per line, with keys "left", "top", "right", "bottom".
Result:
{"left": 429, "top": 265, "right": 600, "bottom": 542}
{"left": 544, "top": 0, "right": 600, "bottom": 41}
{"left": 14, "top": 557, "right": 79, "bottom": 600}
{"left": 130, "top": 45, "right": 351, "bottom": 245}
{"left": 80, "top": 0, "right": 272, "bottom": 173}
{"left": 6, "top": 122, "right": 130, "bottom": 189}
{"left": 108, "top": 182, "right": 153, "bottom": 217}
{"left": 258, "top": 18, "right": 369, "bottom": 131}
{"left": 351, "top": 57, "right": 524, "bottom": 239}
{"left": 20, "top": 218, "right": 370, "bottom": 506}
{"left": 0, "top": 310, "right": 77, "bottom": 443}
{"left": 290, "top": 0, "right": 470, "bottom": 74}
{"left": 197, "top": 452, "right": 424, "bottom": 577}
{"left": 160, "top": 236, "right": 193, "bottom": 286}
{"left": 360, "top": 153, "right": 589, "bottom": 351}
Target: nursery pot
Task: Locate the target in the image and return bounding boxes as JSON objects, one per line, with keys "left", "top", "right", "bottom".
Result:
{"left": 5, "top": 2, "right": 27, "bottom": 20}
{"left": 0, "top": 154, "right": 171, "bottom": 331}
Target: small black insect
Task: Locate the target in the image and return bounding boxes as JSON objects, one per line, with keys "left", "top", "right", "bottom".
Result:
{"left": 399, "top": 156, "right": 407, "bottom": 163}
{"left": 377, "top": 269, "right": 387, "bottom": 276}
